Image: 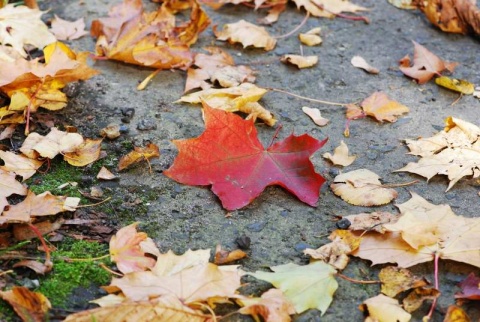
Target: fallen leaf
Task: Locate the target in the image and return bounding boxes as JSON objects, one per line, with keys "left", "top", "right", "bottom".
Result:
{"left": 302, "top": 106, "right": 329, "bottom": 126}
{"left": 388, "top": 0, "right": 417, "bottom": 9}
{"left": 360, "top": 92, "right": 409, "bottom": 122}
{"left": 399, "top": 41, "right": 457, "bottom": 84}
{"left": 345, "top": 103, "right": 365, "bottom": 120}
{"left": 397, "top": 116, "right": 480, "bottom": 190}
{"left": 0, "top": 168, "right": 28, "bottom": 213}
{"left": 238, "top": 289, "right": 295, "bottom": 322}
{"left": 64, "top": 295, "right": 210, "bottom": 322}
{"left": 330, "top": 169, "right": 398, "bottom": 206}
{"left": 281, "top": 55, "right": 318, "bottom": 68}
{"left": 358, "top": 294, "right": 411, "bottom": 322}
{"left": 435, "top": 76, "right": 474, "bottom": 94}
{"left": 13, "top": 218, "right": 64, "bottom": 241}
{"left": 20, "top": 127, "right": 84, "bottom": 159}
{"left": 13, "top": 259, "right": 52, "bottom": 274}
{"left": 0, "top": 4, "right": 56, "bottom": 58}
{"left": 214, "top": 20, "right": 276, "bottom": 50}
{"left": 50, "top": 15, "right": 87, "bottom": 41}
{"left": 379, "top": 266, "right": 428, "bottom": 297}
{"left": 100, "top": 123, "right": 121, "bottom": 139}
{"left": 91, "top": 0, "right": 210, "bottom": 69}
{"left": 178, "top": 83, "right": 276, "bottom": 126}
{"left": 323, "top": 141, "right": 356, "bottom": 166}
{"left": 97, "top": 166, "right": 117, "bottom": 180}
{"left": 444, "top": 305, "right": 471, "bottom": 322}
{"left": 249, "top": 261, "right": 338, "bottom": 315}
{"left": 299, "top": 27, "right": 322, "bottom": 46}
{"left": 0, "top": 124, "right": 16, "bottom": 140}
{"left": 0, "top": 150, "right": 44, "bottom": 181}
{"left": 455, "top": 273, "right": 480, "bottom": 300}
{"left": 259, "top": 4, "right": 286, "bottom": 24}
{"left": 109, "top": 222, "right": 156, "bottom": 274}
{"left": 118, "top": 143, "right": 160, "bottom": 171}
{"left": 64, "top": 138, "right": 103, "bottom": 167}
{"left": 344, "top": 212, "right": 398, "bottom": 233}
{"left": 351, "top": 55, "right": 379, "bottom": 74}
{"left": 402, "top": 287, "right": 440, "bottom": 313}
{"left": 214, "top": 245, "right": 247, "bottom": 264}
{"left": 291, "top": 0, "right": 368, "bottom": 18}
{"left": 164, "top": 103, "right": 326, "bottom": 210}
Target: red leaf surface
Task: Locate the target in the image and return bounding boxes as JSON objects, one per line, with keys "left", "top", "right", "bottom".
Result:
{"left": 164, "top": 104, "right": 327, "bottom": 210}
{"left": 455, "top": 273, "right": 480, "bottom": 300}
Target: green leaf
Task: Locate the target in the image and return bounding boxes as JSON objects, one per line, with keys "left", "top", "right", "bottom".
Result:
{"left": 248, "top": 261, "right": 338, "bottom": 315}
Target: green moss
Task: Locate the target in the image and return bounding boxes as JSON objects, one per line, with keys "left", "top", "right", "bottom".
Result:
{"left": 37, "top": 238, "right": 111, "bottom": 307}
{"left": 0, "top": 300, "right": 17, "bottom": 322}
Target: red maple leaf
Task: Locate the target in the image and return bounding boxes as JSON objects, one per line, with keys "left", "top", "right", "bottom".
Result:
{"left": 164, "top": 104, "right": 327, "bottom": 210}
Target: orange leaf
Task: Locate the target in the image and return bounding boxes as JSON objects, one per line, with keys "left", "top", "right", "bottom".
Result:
{"left": 118, "top": 143, "right": 160, "bottom": 171}
{"left": 63, "top": 138, "right": 103, "bottom": 167}
{"left": 214, "top": 20, "right": 276, "bottom": 51}
{"left": 360, "top": 91, "right": 409, "bottom": 122}
{"left": 0, "top": 286, "right": 51, "bottom": 322}
{"left": 238, "top": 289, "right": 295, "bottom": 322}
{"left": 214, "top": 245, "right": 247, "bottom": 264}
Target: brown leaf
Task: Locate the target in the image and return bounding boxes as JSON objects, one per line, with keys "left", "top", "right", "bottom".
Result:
{"left": 402, "top": 287, "right": 440, "bottom": 313}
{"left": 358, "top": 294, "right": 411, "bottom": 322}
{"left": 399, "top": 41, "right": 458, "bottom": 84}
{"left": 214, "top": 245, "right": 247, "bottom": 264}
{"left": 0, "top": 286, "right": 51, "bottom": 322}
{"left": 118, "top": 143, "right": 160, "bottom": 171}
{"left": 238, "top": 289, "right": 295, "bottom": 322}
{"left": 13, "top": 259, "right": 53, "bottom": 274}
{"left": 360, "top": 91, "right": 409, "bottom": 122}
{"left": 379, "top": 266, "right": 428, "bottom": 297}
{"left": 214, "top": 20, "right": 276, "bottom": 51}
{"left": 281, "top": 55, "right": 318, "bottom": 68}
{"left": 0, "top": 151, "right": 44, "bottom": 181}
{"left": 13, "top": 218, "right": 64, "bottom": 241}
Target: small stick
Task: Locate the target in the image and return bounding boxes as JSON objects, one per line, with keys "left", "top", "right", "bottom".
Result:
{"left": 274, "top": 12, "right": 310, "bottom": 39}
{"left": 62, "top": 254, "right": 110, "bottom": 262}
{"left": 99, "top": 262, "right": 123, "bottom": 277}
{"left": 76, "top": 197, "right": 112, "bottom": 208}
{"left": 137, "top": 69, "right": 161, "bottom": 91}
{"left": 266, "top": 87, "right": 348, "bottom": 106}
{"left": 425, "top": 253, "right": 440, "bottom": 320}
{"left": 337, "top": 273, "right": 380, "bottom": 284}
{"left": 381, "top": 180, "right": 418, "bottom": 188}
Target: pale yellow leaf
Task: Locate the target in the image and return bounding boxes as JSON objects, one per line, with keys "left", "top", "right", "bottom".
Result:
{"left": 351, "top": 56, "right": 379, "bottom": 74}
{"left": 214, "top": 20, "right": 276, "bottom": 51}
{"left": 299, "top": 27, "right": 322, "bottom": 46}
{"left": 281, "top": 55, "right": 318, "bottom": 68}
{"left": 302, "top": 106, "right": 329, "bottom": 126}
{"left": 359, "top": 294, "right": 411, "bottom": 322}
{"left": 323, "top": 141, "right": 356, "bottom": 166}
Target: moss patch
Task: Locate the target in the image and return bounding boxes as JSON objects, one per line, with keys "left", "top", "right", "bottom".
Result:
{"left": 37, "top": 238, "right": 111, "bottom": 307}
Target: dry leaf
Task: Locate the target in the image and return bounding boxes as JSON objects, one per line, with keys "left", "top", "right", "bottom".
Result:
{"left": 13, "top": 219, "right": 64, "bottom": 241}
{"left": 64, "top": 138, "right": 103, "bottom": 167}
{"left": 351, "top": 56, "right": 379, "bottom": 74}
{"left": 214, "top": 20, "right": 276, "bottom": 51}
{"left": 100, "top": 123, "right": 121, "bottom": 139}
{"left": 259, "top": 4, "right": 286, "bottom": 24}
{"left": 323, "top": 141, "right": 356, "bottom": 166}
{"left": 444, "top": 305, "right": 471, "bottom": 322}
{"left": 118, "top": 143, "right": 160, "bottom": 171}
{"left": 20, "top": 127, "right": 85, "bottom": 159}
{"left": 397, "top": 116, "right": 480, "bottom": 190}
{"left": 152, "top": 249, "right": 210, "bottom": 276}
{"left": 302, "top": 106, "right": 329, "bottom": 126}
{"left": 379, "top": 266, "right": 428, "bottom": 297}
{"left": 291, "top": 0, "right": 368, "bottom": 18}
{"left": 13, "top": 259, "right": 53, "bottom": 275}
{"left": 360, "top": 92, "right": 409, "bottom": 122}
{"left": 435, "top": 76, "right": 474, "bottom": 94}
{"left": 0, "top": 286, "right": 51, "bottom": 322}
{"left": 299, "top": 27, "right": 322, "bottom": 46}
{"left": 388, "top": 0, "right": 416, "bottom": 9}
{"left": 358, "top": 294, "right": 411, "bottom": 322}
{"left": 455, "top": 273, "right": 480, "bottom": 300}
{"left": 177, "top": 83, "right": 276, "bottom": 126}
{"left": 402, "top": 287, "right": 440, "bottom": 313}
{"left": 50, "top": 15, "right": 87, "bottom": 41}
{"left": 214, "top": 245, "right": 247, "bottom": 264}
{"left": 330, "top": 169, "right": 398, "bottom": 206}
{"left": 97, "top": 166, "right": 116, "bottom": 180}
{"left": 399, "top": 41, "right": 457, "bottom": 84}
{"left": 238, "top": 289, "right": 295, "bottom": 322}
{"left": 344, "top": 212, "right": 398, "bottom": 233}
{"left": 0, "top": 150, "right": 44, "bottom": 181}
{"left": 0, "top": 168, "right": 28, "bottom": 213}
{"left": 281, "top": 55, "right": 318, "bottom": 68}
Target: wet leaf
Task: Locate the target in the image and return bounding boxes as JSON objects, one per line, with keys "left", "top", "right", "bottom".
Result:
{"left": 379, "top": 266, "right": 428, "bottom": 297}
{"left": 50, "top": 15, "right": 87, "bottom": 41}
{"left": 435, "top": 76, "right": 474, "bottom": 94}
{"left": 214, "top": 20, "right": 276, "bottom": 50}
{"left": 164, "top": 103, "right": 327, "bottom": 210}
{"left": 238, "top": 289, "right": 295, "bottom": 322}
{"left": 249, "top": 261, "right": 338, "bottom": 315}
{"left": 118, "top": 143, "right": 160, "bottom": 171}
{"left": 0, "top": 286, "right": 51, "bottom": 322}
{"left": 358, "top": 294, "right": 411, "bottom": 322}
{"left": 323, "top": 141, "right": 356, "bottom": 166}
{"left": 330, "top": 169, "right": 398, "bottom": 206}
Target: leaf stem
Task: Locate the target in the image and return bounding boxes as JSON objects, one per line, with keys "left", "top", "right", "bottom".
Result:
{"left": 266, "top": 87, "right": 348, "bottom": 106}
{"left": 137, "top": 69, "right": 162, "bottom": 91}
{"left": 61, "top": 254, "right": 110, "bottom": 262}
{"left": 381, "top": 180, "right": 418, "bottom": 188}
{"left": 98, "top": 262, "right": 123, "bottom": 277}
{"left": 425, "top": 253, "right": 440, "bottom": 320}
{"left": 336, "top": 273, "right": 380, "bottom": 284}
{"left": 75, "top": 196, "right": 112, "bottom": 208}
{"left": 274, "top": 12, "right": 310, "bottom": 39}
{"left": 267, "top": 124, "right": 283, "bottom": 148}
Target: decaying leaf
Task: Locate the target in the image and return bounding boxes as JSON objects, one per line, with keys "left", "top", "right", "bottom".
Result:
{"left": 109, "top": 222, "right": 156, "bottom": 274}
{"left": 281, "top": 55, "right": 318, "bottom": 68}
{"left": 118, "top": 143, "right": 160, "bottom": 171}
{"left": 302, "top": 106, "right": 329, "bottom": 126}
{"left": 50, "top": 15, "right": 87, "bottom": 41}
{"left": 353, "top": 192, "right": 480, "bottom": 268}
{"left": 13, "top": 218, "right": 64, "bottom": 241}
{"left": 358, "top": 294, "right": 411, "bottom": 322}
{"left": 299, "top": 27, "right": 322, "bottom": 46}
{"left": 238, "top": 289, "right": 295, "bottom": 322}
{"left": 291, "top": 0, "right": 368, "bottom": 18}
{"left": 344, "top": 212, "right": 398, "bottom": 233}
{"left": 0, "top": 150, "right": 44, "bottom": 181}
{"left": 351, "top": 55, "right": 379, "bottom": 74}
{"left": 164, "top": 103, "right": 326, "bottom": 210}
{"left": 0, "top": 286, "right": 51, "bottom": 322}
{"left": 100, "top": 123, "right": 121, "bottom": 140}
{"left": 397, "top": 116, "right": 480, "bottom": 190}
{"left": 214, "top": 20, "right": 276, "bottom": 51}
{"left": 13, "top": 259, "right": 53, "bottom": 275}
{"left": 399, "top": 41, "right": 457, "bottom": 84}
{"left": 214, "top": 245, "right": 247, "bottom": 265}
{"left": 0, "top": 4, "right": 56, "bottom": 59}
{"left": 435, "top": 76, "right": 474, "bottom": 94}
{"left": 303, "top": 230, "right": 361, "bottom": 270}
{"left": 379, "top": 266, "right": 428, "bottom": 297}
{"left": 455, "top": 273, "right": 480, "bottom": 300}
{"left": 360, "top": 91, "right": 409, "bottom": 122}
{"left": 323, "top": 141, "right": 356, "bottom": 166}
{"left": 91, "top": 0, "right": 210, "bottom": 69}
{"left": 97, "top": 166, "right": 117, "bottom": 180}
{"left": 444, "top": 305, "right": 471, "bottom": 322}
{"left": 64, "top": 138, "right": 103, "bottom": 167}
{"left": 330, "top": 169, "right": 398, "bottom": 206}
{"left": 178, "top": 83, "right": 276, "bottom": 126}
{"left": 249, "top": 261, "right": 338, "bottom": 315}
{"left": 0, "top": 168, "right": 28, "bottom": 213}
{"left": 402, "top": 287, "right": 440, "bottom": 313}
{"left": 20, "top": 128, "right": 83, "bottom": 159}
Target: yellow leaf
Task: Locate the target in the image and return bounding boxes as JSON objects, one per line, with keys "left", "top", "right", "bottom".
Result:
{"left": 118, "top": 143, "right": 160, "bottom": 171}
{"left": 0, "top": 150, "right": 44, "bottom": 181}
{"left": 214, "top": 20, "right": 276, "bottom": 51}
{"left": 435, "top": 76, "right": 474, "bottom": 95}
{"left": 359, "top": 294, "right": 411, "bottom": 322}
{"left": 280, "top": 55, "right": 318, "bottom": 68}
{"left": 64, "top": 138, "right": 103, "bottom": 167}
{"left": 238, "top": 289, "right": 295, "bottom": 322}
{"left": 322, "top": 140, "right": 356, "bottom": 166}
{"left": 361, "top": 91, "right": 409, "bottom": 122}
{"left": 299, "top": 27, "right": 322, "bottom": 46}
{"left": 379, "top": 266, "right": 428, "bottom": 297}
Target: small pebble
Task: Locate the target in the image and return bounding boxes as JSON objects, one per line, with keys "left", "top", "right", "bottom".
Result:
{"left": 137, "top": 119, "right": 157, "bottom": 131}
{"left": 294, "top": 242, "right": 311, "bottom": 252}
{"left": 236, "top": 235, "right": 251, "bottom": 250}
{"left": 336, "top": 218, "right": 351, "bottom": 230}
{"left": 246, "top": 221, "right": 266, "bottom": 232}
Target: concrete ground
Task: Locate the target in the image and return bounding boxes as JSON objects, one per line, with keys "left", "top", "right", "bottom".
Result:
{"left": 39, "top": 0, "right": 480, "bottom": 320}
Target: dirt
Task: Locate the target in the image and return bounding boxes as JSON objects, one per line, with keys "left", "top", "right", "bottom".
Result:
{"left": 24, "top": 0, "right": 480, "bottom": 320}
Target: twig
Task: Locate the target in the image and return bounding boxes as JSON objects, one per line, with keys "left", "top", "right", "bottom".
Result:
{"left": 75, "top": 196, "right": 112, "bottom": 208}
{"left": 266, "top": 87, "right": 348, "bottom": 106}
{"left": 242, "top": 1, "right": 287, "bottom": 9}
{"left": 337, "top": 273, "right": 380, "bottom": 284}
{"left": 0, "top": 270, "right": 13, "bottom": 277}
{"left": 381, "top": 180, "right": 418, "bottom": 188}
{"left": 137, "top": 69, "right": 162, "bottom": 91}
{"left": 267, "top": 124, "right": 283, "bottom": 148}
{"left": 451, "top": 93, "right": 462, "bottom": 106}
{"left": 61, "top": 254, "right": 110, "bottom": 262}
{"left": 98, "top": 262, "right": 123, "bottom": 277}
{"left": 274, "top": 12, "right": 310, "bottom": 39}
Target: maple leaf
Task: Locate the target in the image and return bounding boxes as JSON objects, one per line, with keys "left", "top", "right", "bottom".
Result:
{"left": 118, "top": 143, "right": 160, "bottom": 171}
{"left": 358, "top": 294, "right": 411, "bottom": 322}
{"left": 323, "top": 141, "right": 356, "bottom": 166}
{"left": 399, "top": 41, "right": 457, "bottom": 84}
{"left": 455, "top": 273, "right": 480, "bottom": 300}
{"left": 397, "top": 116, "right": 480, "bottom": 190}
{"left": 280, "top": 55, "right": 318, "bottom": 68}
{"left": 238, "top": 289, "right": 295, "bottom": 322}
{"left": 91, "top": 0, "right": 210, "bottom": 69}
{"left": 0, "top": 168, "right": 28, "bottom": 213}
{"left": 291, "top": 0, "right": 368, "bottom": 18}
{"left": 0, "top": 4, "right": 56, "bottom": 59}
{"left": 214, "top": 20, "right": 277, "bottom": 51}
{"left": 379, "top": 266, "right": 428, "bottom": 297}
{"left": 353, "top": 192, "right": 480, "bottom": 268}
{"left": 0, "top": 286, "right": 51, "bottom": 322}
{"left": 359, "top": 91, "right": 409, "bottom": 122}
{"left": 151, "top": 248, "right": 211, "bottom": 276}
{"left": 164, "top": 103, "right": 326, "bottom": 210}
{"left": 109, "top": 222, "right": 156, "bottom": 274}
{"left": 330, "top": 169, "right": 398, "bottom": 206}
{"left": 302, "top": 106, "right": 329, "bottom": 126}
{"left": 177, "top": 83, "right": 276, "bottom": 126}
{"left": 249, "top": 261, "right": 338, "bottom": 315}
{"left": 0, "top": 150, "right": 43, "bottom": 181}
{"left": 50, "top": 15, "right": 87, "bottom": 41}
